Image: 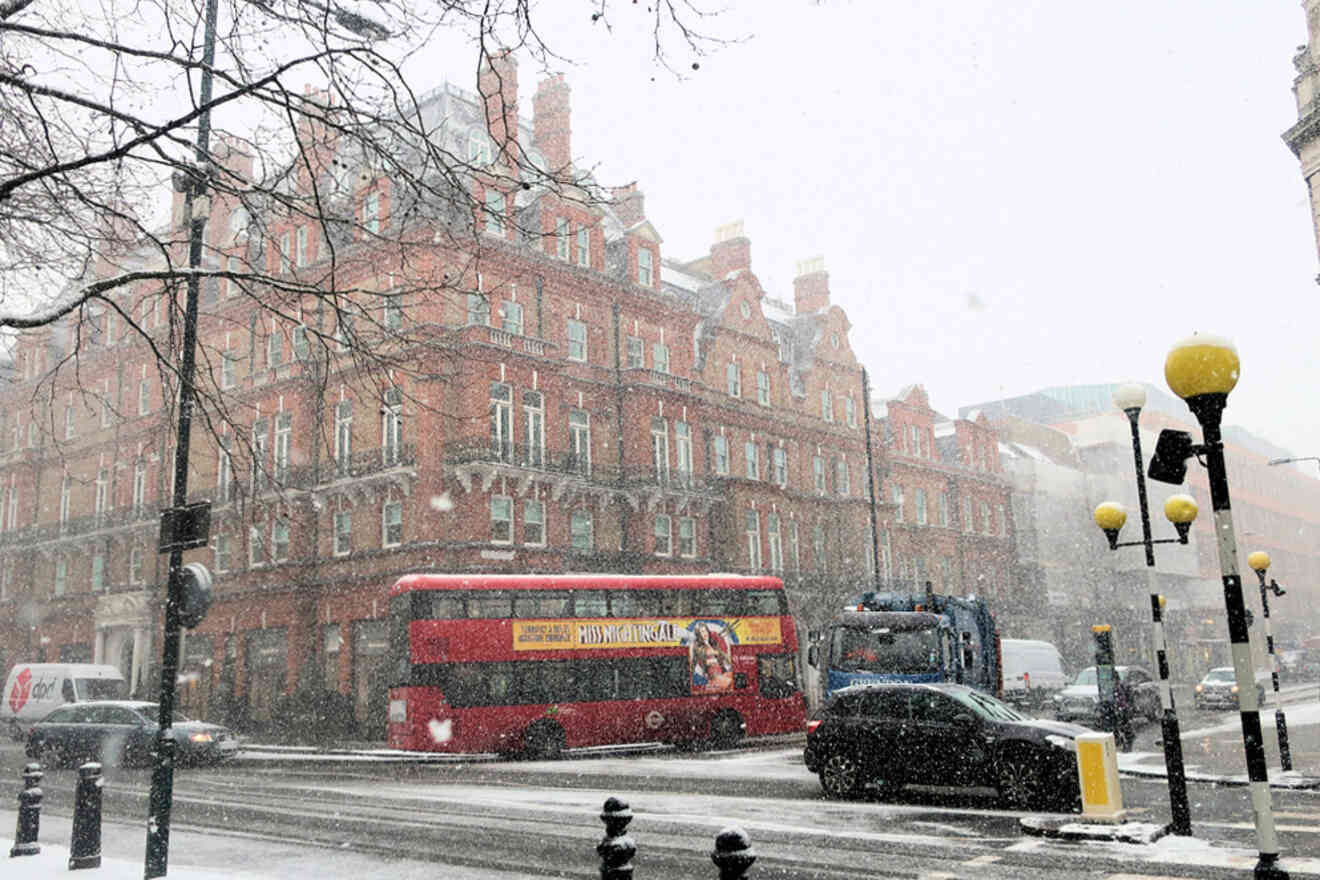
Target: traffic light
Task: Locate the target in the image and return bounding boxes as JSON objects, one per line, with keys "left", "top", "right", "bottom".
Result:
{"left": 177, "top": 562, "right": 212, "bottom": 629}
{"left": 1148, "top": 429, "right": 1195, "bottom": 485}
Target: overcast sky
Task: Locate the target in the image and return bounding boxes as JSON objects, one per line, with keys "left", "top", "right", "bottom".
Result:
{"left": 418, "top": 2, "right": 1316, "bottom": 454}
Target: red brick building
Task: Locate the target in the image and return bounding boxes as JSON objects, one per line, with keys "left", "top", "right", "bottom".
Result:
{"left": 0, "top": 57, "right": 875, "bottom": 736}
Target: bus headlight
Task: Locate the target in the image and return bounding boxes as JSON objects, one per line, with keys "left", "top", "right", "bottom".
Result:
{"left": 389, "top": 699, "right": 407, "bottom": 723}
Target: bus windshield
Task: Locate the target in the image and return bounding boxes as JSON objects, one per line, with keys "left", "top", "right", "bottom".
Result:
{"left": 831, "top": 626, "right": 941, "bottom": 674}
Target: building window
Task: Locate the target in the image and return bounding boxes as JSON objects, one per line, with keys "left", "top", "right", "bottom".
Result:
{"left": 727, "top": 362, "right": 741, "bottom": 398}
{"left": 274, "top": 414, "right": 291, "bottom": 483}
{"left": 745, "top": 511, "right": 761, "bottom": 570}
{"left": 982, "top": 501, "right": 992, "bottom": 535}
{"left": 652, "top": 341, "right": 669, "bottom": 374}
{"left": 214, "top": 534, "right": 231, "bottom": 574}
{"left": 333, "top": 510, "right": 352, "bottom": 556}
{"left": 963, "top": 497, "right": 973, "bottom": 533}
{"left": 566, "top": 319, "right": 587, "bottom": 361}
{"left": 278, "top": 231, "right": 291, "bottom": 274}
{"left": 569, "top": 409, "right": 591, "bottom": 476}
{"left": 6, "top": 487, "right": 18, "bottom": 530}
{"left": 651, "top": 417, "right": 669, "bottom": 484}
{"left": 577, "top": 225, "right": 590, "bottom": 267}
{"left": 835, "top": 458, "right": 850, "bottom": 496}
{"left": 58, "top": 476, "right": 70, "bottom": 524}
{"left": 845, "top": 396, "right": 856, "bottom": 428}
{"left": 555, "top": 217, "right": 570, "bottom": 260}
{"left": 679, "top": 516, "right": 696, "bottom": 558}
{"left": 468, "top": 127, "right": 492, "bottom": 164}
{"left": 335, "top": 313, "right": 353, "bottom": 352}
{"left": 915, "top": 488, "right": 927, "bottom": 525}
{"left": 570, "top": 510, "right": 593, "bottom": 551}
{"left": 129, "top": 546, "right": 143, "bottom": 584}
{"left": 523, "top": 391, "right": 544, "bottom": 467}
{"left": 813, "top": 455, "right": 826, "bottom": 495}
{"left": 133, "top": 461, "right": 147, "bottom": 512}
{"left": 363, "top": 192, "right": 380, "bottom": 235}
{"left": 217, "top": 433, "right": 233, "bottom": 502}
{"left": 744, "top": 441, "right": 759, "bottom": 481}
{"left": 382, "top": 387, "right": 403, "bottom": 466}
{"left": 292, "top": 325, "right": 310, "bottom": 360}
{"left": 249, "top": 525, "right": 266, "bottom": 567}
{"left": 91, "top": 553, "right": 105, "bottom": 592}
{"left": 54, "top": 556, "right": 67, "bottom": 596}
{"left": 502, "top": 300, "right": 524, "bottom": 337}
{"left": 485, "top": 190, "right": 506, "bottom": 237}
{"left": 267, "top": 327, "right": 285, "bottom": 368}
{"left": 384, "top": 296, "right": 403, "bottom": 331}
{"left": 295, "top": 226, "right": 308, "bottom": 266}
{"left": 675, "top": 421, "right": 692, "bottom": 483}
{"left": 999, "top": 504, "right": 1009, "bottom": 537}
{"left": 637, "top": 247, "right": 653, "bottom": 286}
{"left": 335, "top": 399, "right": 353, "bottom": 474}
{"left": 939, "top": 491, "right": 950, "bottom": 527}
{"left": 138, "top": 378, "right": 151, "bottom": 415}
{"left": 713, "top": 435, "right": 729, "bottom": 476}
{"left": 654, "top": 514, "right": 672, "bottom": 556}
{"left": 790, "top": 520, "right": 800, "bottom": 572}
{"left": 524, "top": 498, "right": 545, "bottom": 545}
{"left": 490, "top": 382, "right": 512, "bottom": 462}
{"left": 626, "top": 336, "right": 643, "bottom": 368}
{"left": 813, "top": 523, "right": 826, "bottom": 573}
{"left": 94, "top": 469, "right": 108, "bottom": 515}
{"left": 271, "top": 518, "right": 290, "bottom": 562}
{"left": 64, "top": 404, "right": 74, "bottom": 440}
{"left": 756, "top": 370, "right": 770, "bottom": 406}
{"left": 382, "top": 501, "right": 402, "bottom": 548}
{"left": 767, "top": 513, "right": 783, "bottom": 573}
{"left": 221, "top": 352, "right": 237, "bottom": 389}
{"left": 892, "top": 484, "right": 904, "bottom": 522}
{"left": 821, "top": 388, "right": 833, "bottom": 422}
{"left": 101, "top": 383, "right": 113, "bottom": 428}
{"left": 467, "top": 293, "right": 490, "bottom": 326}
{"left": 772, "top": 447, "right": 787, "bottom": 487}
{"left": 491, "top": 495, "right": 513, "bottom": 543}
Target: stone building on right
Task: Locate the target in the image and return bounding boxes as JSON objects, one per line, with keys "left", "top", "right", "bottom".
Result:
{"left": 1284, "top": 1, "right": 1320, "bottom": 274}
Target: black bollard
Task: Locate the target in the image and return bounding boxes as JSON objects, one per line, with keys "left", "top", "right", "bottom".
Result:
{"left": 597, "top": 796, "right": 635, "bottom": 880}
{"left": 711, "top": 826, "right": 755, "bottom": 880}
{"left": 68, "top": 762, "right": 103, "bottom": 870}
{"left": 9, "top": 762, "right": 43, "bottom": 857}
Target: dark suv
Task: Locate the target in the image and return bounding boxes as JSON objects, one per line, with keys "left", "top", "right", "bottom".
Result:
{"left": 804, "top": 682, "right": 1087, "bottom": 810}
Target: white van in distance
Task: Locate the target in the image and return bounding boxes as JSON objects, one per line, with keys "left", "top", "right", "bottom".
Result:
{"left": 1000, "top": 639, "right": 1067, "bottom": 709}
{"left": 3, "top": 663, "right": 128, "bottom": 740}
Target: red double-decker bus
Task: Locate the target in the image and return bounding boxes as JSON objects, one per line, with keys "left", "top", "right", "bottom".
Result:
{"left": 386, "top": 573, "right": 805, "bottom": 757}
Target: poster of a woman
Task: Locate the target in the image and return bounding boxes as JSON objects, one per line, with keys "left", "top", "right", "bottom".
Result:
{"left": 689, "top": 620, "right": 735, "bottom": 693}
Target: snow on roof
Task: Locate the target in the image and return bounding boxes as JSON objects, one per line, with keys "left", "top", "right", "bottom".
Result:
{"left": 660, "top": 262, "right": 705, "bottom": 293}
{"left": 999, "top": 441, "right": 1050, "bottom": 462}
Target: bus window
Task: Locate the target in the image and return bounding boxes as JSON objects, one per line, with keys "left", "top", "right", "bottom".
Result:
{"left": 609, "top": 590, "right": 661, "bottom": 618}
{"left": 700, "top": 589, "right": 745, "bottom": 617}
{"left": 657, "top": 590, "right": 693, "bottom": 616}
{"left": 574, "top": 660, "right": 616, "bottom": 702}
{"left": 513, "top": 592, "right": 571, "bottom": 618}
{"left": 573, "top": 592, "right": 609, "bottom": 618}
{"left": 425, "top": 594, "right": 467, "bottom": 619}
{"left": 757, "top": 653, "right": 798, "bottom": 699}
{"left": 745, "top": 590, "right": 785, "bottom": 615}
{"left": 469, "top": 592, "right": 513, "bottom": 618}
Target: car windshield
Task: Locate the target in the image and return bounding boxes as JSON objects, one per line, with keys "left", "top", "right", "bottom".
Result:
{"left": 832, "top": 626, "right": 941, "bottom": 674}
{"left": 1206, "top": 669, "right": 1236, "bottom": 682}
{"left": 1072, "top": 668, "right": 1097, "bottom": 686}
{"left": 958, "top": 689, "right": 1027, "bottom": 722}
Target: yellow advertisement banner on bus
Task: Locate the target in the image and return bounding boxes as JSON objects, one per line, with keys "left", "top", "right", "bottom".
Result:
{"left": 512, "top": 616, "right": 782, "bottom": 652}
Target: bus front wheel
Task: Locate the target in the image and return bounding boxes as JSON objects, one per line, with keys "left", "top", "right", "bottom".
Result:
{"left": 708, "top": 710, "right": 744, "bottom": 749}
{"left": 522, "top": 720, "right": 565, "bottom": 760}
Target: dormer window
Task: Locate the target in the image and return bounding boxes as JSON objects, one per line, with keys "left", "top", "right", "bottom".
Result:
{"left": 555, "top": 218, "right": 570, "bottom": 260}
{"left": 485, "top": 191, "right": 506, "bottom": 237}
{"left": 577, "top": 226, "right": 590, "bottom": 267}
{"left": 637, "top": 247, "right": 653, "bottom": 287}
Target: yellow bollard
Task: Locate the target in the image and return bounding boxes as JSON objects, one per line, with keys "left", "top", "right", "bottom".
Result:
{"left": 1075, "top": 732, "right": 1128, "bottom": 823}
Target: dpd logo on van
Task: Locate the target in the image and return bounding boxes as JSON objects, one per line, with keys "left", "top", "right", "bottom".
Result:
{"left": 8, "top": 667, "right": 32, "bottom": 713}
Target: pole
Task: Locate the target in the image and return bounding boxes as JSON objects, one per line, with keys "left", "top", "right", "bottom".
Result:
{"left": 861, "top": 368, "right": 882, "bottom": 591}
{"left": 1124, "top": 405, "right": 1191, "bottom": 835}
{"left": 1256, "top": 571, "right": 1292, "bottom": 772}
{"left": 144, "top": 0, "right": 218, "bottom": 873}
{"left": 1187, "top": 394, "right": 1284, "bottom": 878}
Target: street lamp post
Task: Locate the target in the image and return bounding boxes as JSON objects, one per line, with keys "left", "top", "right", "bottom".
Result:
{"left": 1092, "top": 380, "right": 1197, "bottom": 837}
{"left": 1247, "top": 551, "right": 1292, "bottom": 772}
{"left": 1155, "top": 334, "right": 1285, "bottom": 879}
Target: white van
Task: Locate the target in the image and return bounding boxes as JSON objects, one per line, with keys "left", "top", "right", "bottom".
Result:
{"left": 3, "top": 663, "right": 127, "bottom": 740}
{"left": 1000, "top": 639, "right": 1067, "bottom": 708}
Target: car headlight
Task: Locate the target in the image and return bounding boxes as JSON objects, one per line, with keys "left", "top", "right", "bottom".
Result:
{"left": 1052, "top": 694, "right": 1063, "bottom": 703}
{"left": 1195, "top": 684, "right": 1203, "bottom": 693}
{"left": 1231, "top": 685, "right": 1239, "bottom": 694}
{"left": 189, "top": 732, "right": 213, "bottom": 743}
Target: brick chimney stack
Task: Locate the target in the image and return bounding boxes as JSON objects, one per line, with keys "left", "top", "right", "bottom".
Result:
{"left": 478, "top": 50, "right": 519, "bottom": 161}
{"left": 611, "top": 183, "right": 645, "bottom": 227}
{"left": 710, "top": 221, "right": 751, "bottom": 278}
{"left": 532, "top": 74, "right": 572, "bottom": 173}
{"left": 793, "top": 256, "right": 830, "bottom": 314}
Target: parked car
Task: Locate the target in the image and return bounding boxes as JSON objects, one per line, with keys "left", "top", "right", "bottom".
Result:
{"left": 1053, "top": 665, "right": 1161, "bottom": 726}
{"left": 1194, "top": 667, "right": 1266, "bottom": 710}
{"left": 25, "top": 700, "right": 239, "bottom": 768}
{"left": 804, "top": 681, "right": 1086, "bottom": 811}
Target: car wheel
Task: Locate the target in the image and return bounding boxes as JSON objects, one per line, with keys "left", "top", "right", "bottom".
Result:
{"left": 996, "top": 749, "right": 1045, "bottom": 809}
{"left": 522, "top": 720, "right": 565, "bottom": 760}
{"left": 819, "top": 750, "right": 864, "bottom": 799}
{"left": 708, "top": 710, "right": 745, "bottom": 750}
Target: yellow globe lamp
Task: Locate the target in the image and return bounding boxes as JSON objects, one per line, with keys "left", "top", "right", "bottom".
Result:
{"left": 1164, "top": 493, "right": 1198, "bottom": 543}
{"left": 1094, "top": 501, "right": 1127, "bottom": 550}
{"left": 1248, "top": 550, "right": 1271, "bottom": 574}
{"left": 1164, "top": 334, "right": 1239, "bottom": 401}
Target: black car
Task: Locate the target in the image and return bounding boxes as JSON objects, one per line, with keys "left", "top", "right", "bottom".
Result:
{"left": 804, "top": 682, "right": 1087, "bottom": 810}
{"left": 25, "top": 700, "right": 239, "bottom": 768}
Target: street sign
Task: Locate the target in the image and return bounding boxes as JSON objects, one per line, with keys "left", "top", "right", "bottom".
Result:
{"left": 158, "top": 501, "right": 212, "bottom": 553}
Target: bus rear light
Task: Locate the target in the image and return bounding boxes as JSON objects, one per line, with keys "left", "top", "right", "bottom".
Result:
{"left": 389, "top": 699, "right": 407, "bottom": 723}
{"left": 806, "top": 719, "right": 822, "bottom": 735}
